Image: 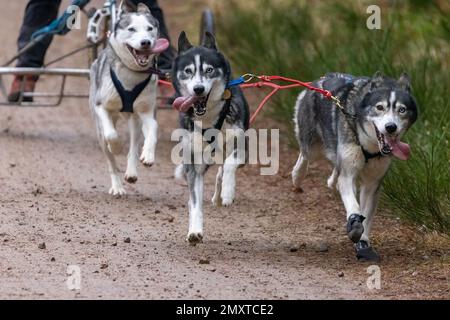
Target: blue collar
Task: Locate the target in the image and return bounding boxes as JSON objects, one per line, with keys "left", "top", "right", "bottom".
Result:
{"left": 227, "top": 76, "right": 246, "bottom": 88}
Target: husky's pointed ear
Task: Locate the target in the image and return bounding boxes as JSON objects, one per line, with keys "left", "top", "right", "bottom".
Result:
{"left": 137, "top": 3, "right": 151, "bottom": 14}
{"left": 370, "top": 71, "right": 384, "bottom": 90}
{"left": 397, "top": 72, "right": 411, "bottom": 92}
{"left": 118, "top": 0, "right": 135, "bottom": 15}
{"left": 202, "top": 31, "right": 217, "bottom": 50}
{"left": 178, "top": 31, "right": 193, "bottom": 53}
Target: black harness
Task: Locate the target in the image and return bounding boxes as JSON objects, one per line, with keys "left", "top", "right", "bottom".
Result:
{"left": 110, "top": 68, "right": 153, "bottom": 113}
{"left": 109, "top": 54, "right": 171, "bottom": 113}
{"left": 202, "top": 96, "right": 232, "bottom": 145}
{"left": 361, "top": 147, "right": 383, "bottom": 163}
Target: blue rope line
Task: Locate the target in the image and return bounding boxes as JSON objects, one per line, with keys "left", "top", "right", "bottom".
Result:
{"left": 31, "top": 0, "right": 90, "bottom": 40}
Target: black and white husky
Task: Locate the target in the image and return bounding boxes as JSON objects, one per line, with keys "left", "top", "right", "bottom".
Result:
{"left": 292, "top": 72, "right": 418, "bottom": 261}
{"left": 172, "top": 31, "right": 250, "bottom": 244}
{"left": 89, "top": 2, "right": 169, "bottom": 196}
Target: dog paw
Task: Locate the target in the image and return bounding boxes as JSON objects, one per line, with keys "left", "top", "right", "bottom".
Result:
{"left": 292, "top": 173, "right": 302, "bottom": 189}
{"left": 221, "top": 189, "right": 235, "bottom": 207}
{"left": 186, "top": 231, "right": 203, "bottom": 245}
{"left": 109, "top": 185, "right": 126, "bottom": 197}
{"left": 291, "top": 186, "right": 304, "bottom": 193}
{"left": 346, "top": 214, "right": 365, "bottom": 243}
{"left": 221, "top": 196, "right": 234, "bottom": 207}
{"left": 355, "top": 240, "right": 380, "bottom": 262}
{"left": 140, "top": 153, "right": 154, "bottom": 167}
{"left": 124, "top": 174, "right": 137, "bottom": 184}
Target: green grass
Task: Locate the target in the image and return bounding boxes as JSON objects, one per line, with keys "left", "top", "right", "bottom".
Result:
{"left": 217, "top": 0, "right": 450, "bottom": 235}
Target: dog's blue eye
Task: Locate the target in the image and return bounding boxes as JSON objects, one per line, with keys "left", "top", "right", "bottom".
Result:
{"left": 128, "top": 27, "right": 136, "bottom": 32}
{"left": 185, "top": 68, "right": 193, "bottom": 74}
{"left": 398, "top": 107, "right": 406, "bottom": 113}
{"left": 205, "top": 67, "right": 213, "bottom": 73}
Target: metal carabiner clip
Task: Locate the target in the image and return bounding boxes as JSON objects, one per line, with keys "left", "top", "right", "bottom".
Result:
{"left": 331, "top": 95, "right": 344, "bottom": 110}
{"left": 241, "top": 73, "right": 257, "bottom": 83}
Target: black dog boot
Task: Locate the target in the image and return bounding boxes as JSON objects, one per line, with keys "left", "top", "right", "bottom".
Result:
{"left": 355, "top": 240, "right": 380, "bottom": 262}
{"left": 346, "top": 213, "right": 365, "bottom": 243}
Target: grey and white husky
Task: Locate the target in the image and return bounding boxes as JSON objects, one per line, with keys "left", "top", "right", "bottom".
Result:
{"left": 89, "top": 2, "right": 169, "bottom": 196}
{"left": 292, "top": 72, "right": 418, "bottom": 261}
{"left": 172, "top": 31, "right": 250, "bottom": 244}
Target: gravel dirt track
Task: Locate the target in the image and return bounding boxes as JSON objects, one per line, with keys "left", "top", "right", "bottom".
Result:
{"left": 0, "top": 0, "right": 448, "bottom": 299}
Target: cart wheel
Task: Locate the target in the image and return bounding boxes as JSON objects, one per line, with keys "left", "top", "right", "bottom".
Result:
{"left": 199, "top": 9, "right": 215, "bottom": 44}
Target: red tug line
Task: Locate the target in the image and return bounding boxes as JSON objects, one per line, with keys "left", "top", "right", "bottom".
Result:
{"left": 158, "top": 74, "right": 340, "bottom": 126}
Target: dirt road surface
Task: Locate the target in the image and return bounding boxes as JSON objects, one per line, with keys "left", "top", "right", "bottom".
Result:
{"left": 0, "top": 0, "right": 448, "bottom": 299}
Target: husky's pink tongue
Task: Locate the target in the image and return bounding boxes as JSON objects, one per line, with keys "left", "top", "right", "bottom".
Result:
{"left": 386, "top": 137, "right": 411, "bottom": 160}
{"left": 151, "top": 38, "right": 169, "bottom": 54}
{"left": 173, "top": 96, "right": 200, "bottom": 112}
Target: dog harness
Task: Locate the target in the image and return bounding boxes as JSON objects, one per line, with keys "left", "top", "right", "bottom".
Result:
{"left": 361, "top": 147, "right": 383, "bottom": 163}
{"left": 202, "top": 96, "right": 232, "bottom": 145}
{"left": 109, "top": 68, "right": 153, "bottom": 113}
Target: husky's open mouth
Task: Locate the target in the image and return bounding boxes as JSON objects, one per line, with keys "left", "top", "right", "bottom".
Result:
{"left": 373, "top": 123, "right": 411, "bottom": 160}
{"left": 373, "top": 124, "right": 392, "bottom": 155}
{"left": 172, "top": 94, "right": 210, "bottom": 116}
{"left": 126, "top": 45, "right": 152, "bottom": 67}
{"left": 192, "top": 95, "right": 209, "bottom": 116}
{"left": 125, "top": 38, "right": 170, "bottom": 67}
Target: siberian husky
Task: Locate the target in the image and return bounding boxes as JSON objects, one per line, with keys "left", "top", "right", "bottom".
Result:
{"left": 89, "top": 2, "right": 169, "bottom": 195}
{"left": 172, "top": 31, "right": 250, "bottom": 244}
{"left": 292, "top": 72, "right": 418, "bottom": 261}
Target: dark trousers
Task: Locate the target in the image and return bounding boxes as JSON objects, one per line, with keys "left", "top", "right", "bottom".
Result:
{"left": 17, "top": 0, "right": 175, "bottom": 69}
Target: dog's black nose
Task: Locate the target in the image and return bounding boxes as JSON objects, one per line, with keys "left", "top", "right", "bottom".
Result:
{"left": 140, "top": 39, "right": 151, "bottom": 48}
{"left": 193, "top": 85, "right": 205, "bottom": 95}
{"left": 385, "top": 122, "right": 397, "bottom": 134}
